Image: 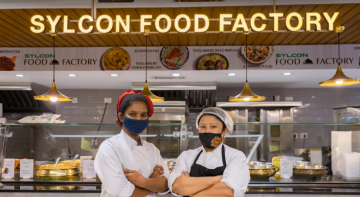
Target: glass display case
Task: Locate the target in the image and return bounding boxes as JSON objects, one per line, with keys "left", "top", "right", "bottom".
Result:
{"left": 0, "top": 121, "right": 359, "bottom": 195}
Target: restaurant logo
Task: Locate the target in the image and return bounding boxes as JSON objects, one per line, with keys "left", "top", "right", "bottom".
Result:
{"left": 276, "top": 53, "right": 308, "bottom": 58}
{"left": 25, "top": 54, "right": 55, "bottom": 58}
{"left": 29, "top": 12, "right": 339, "bottom": 34}
{"left": 275, "top": 53, "right": 309, "bottom": 65}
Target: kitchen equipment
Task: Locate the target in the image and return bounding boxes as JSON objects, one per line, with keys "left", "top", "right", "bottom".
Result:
{"left": 35, "top": 164, "right": 79, "bottom": 177}
{"left": 310, "top": 149, "right": 322, "bottom": 165}
{"left": 341, "top": 152, "right": 360, "bottom": 181}
{"left": 294, "top": 149, "right": 310, "bottom": 161}
{"left": 331, "top": 131, "right": 352, "bottom": 177}
{"left": 35, "top": 157, "right": 79, "bottom": 178}
{"left": 248, "top": 161, "right": 265, "bottom": 166}
{"left": 217, "top": 102, "right": 301, "bottom": 162}
{"left": 293, "top": 161, "right": 312, "bottom": 167}
{"left": 293, "top": 164, "right": 327, "bottom": 178}
{"left": 248, "top": 162, "right": 278, "bottom": 179}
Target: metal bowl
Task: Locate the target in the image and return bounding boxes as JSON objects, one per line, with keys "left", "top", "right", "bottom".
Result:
{"left": 35, "top": 164, "right": 79, "bottom": 177}
{"left": 248, "top": 161, "right": 265, "bottom": 166}
{"left": 248, "top": 163, "right": 278, "bottom": 179}
{"left": 293, "top": 165, "right": 327, "bottom": 177}
{"left": 293, "top": 161, "right": 312, "bottom": 167}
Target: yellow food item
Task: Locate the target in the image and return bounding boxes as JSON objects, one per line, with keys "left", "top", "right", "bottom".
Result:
{"left": 198, "top": 54, "right": 228, "bottom": 70}
{"left": 102, "top": 48, "right": 131, "bottom": 70}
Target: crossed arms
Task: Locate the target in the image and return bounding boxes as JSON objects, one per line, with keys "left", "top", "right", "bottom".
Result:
{"left": 172, "top": 171, "right": 234, "bottom": 197}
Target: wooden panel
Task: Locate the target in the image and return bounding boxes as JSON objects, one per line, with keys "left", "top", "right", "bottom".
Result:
{"left": 1, "top": 5, "right": 360, "bottom": 48}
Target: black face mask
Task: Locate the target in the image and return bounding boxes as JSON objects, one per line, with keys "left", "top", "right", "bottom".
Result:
{"left": 199, "top": 132, "right": 223, "bottom": 148}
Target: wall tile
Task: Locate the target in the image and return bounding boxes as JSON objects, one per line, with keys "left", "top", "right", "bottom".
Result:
{"left": 78, "top": 91, "right": 97, "bottom": 97}
{"left": 96, "top": 90, "right": 115, "bottom": 97}
{"left": 88, "top": 97, "right": 105, "bottom": 103}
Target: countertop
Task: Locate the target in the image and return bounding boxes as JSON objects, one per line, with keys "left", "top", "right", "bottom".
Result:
{"left": 1, "top": 176, "right": 359, "bottom": 195}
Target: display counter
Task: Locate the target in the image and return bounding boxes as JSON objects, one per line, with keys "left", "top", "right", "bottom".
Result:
{"left": 1, "top": 121, "right": 360, "bottom": 196}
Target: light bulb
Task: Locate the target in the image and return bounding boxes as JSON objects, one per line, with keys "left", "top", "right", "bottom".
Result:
{"left": 50, "top": 97, "right": 58, "bottom": 102}
{"left": 336, "top": 80, "right": 343, "bottom": 84}
{"left": 228, "top": 73, "right": 236, "bottom": 76}
{"left": 244, "top": 98, "right": 250, "bottom": 101}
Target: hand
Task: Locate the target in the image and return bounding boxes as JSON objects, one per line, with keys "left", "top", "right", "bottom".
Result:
{"left": 149, "top": 165, "right": 164, "bottom": 178}
{"left": 181, "top": 170, "right": 190, "bottom": 177}
{"left": 124, "top": 168, "right": 146, "bottom": 188}
{"left": 212, "top": 175, "right": 222, "bottom": 184}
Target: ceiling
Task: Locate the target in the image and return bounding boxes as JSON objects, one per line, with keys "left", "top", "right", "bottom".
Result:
{"left": 1, "top": 69, "right": 360, "bottom": 89}
{"left": 1, "top": 3, "right": 360, "bottom": 47}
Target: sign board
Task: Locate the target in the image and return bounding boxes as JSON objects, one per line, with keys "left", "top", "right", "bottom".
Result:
{"left": 20, "top": 159, "right": 34, "bottom": 179}
{"left": 2, "top": 159, "right": 15, "bottom": 179}
{"left": 30, "top": 12, "right": 339, "bottom": 34}
{"left": 1, "top": 45, "right": 359, "bottom": 72}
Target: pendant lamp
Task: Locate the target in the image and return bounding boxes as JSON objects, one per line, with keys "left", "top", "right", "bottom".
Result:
{"left": 319, "top": 26, "right": 360, "bottom": 86}
{"left": 228, "top": 33, "right": 266, "bottom": 102}
{"left": 34, "top": 35, "right": 72, "bottom": 102}
{"left": 141, "top": 29, "right": 164, "bottom": 102}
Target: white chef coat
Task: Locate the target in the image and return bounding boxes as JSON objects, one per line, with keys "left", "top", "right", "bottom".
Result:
{"left": 168, "top": 144, "right": 250, "bottom": 197}
{"left": 95, "top": 130, "right": 170, "bottom": 197}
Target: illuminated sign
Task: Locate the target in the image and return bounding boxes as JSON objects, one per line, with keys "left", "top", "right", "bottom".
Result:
{"left": 30, "top": 12, "right": 339, "bottom": 34}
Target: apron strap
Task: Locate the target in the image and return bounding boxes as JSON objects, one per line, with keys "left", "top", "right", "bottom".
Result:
{"left": 192, "top": 150, "right": 203, "bottom": 166}
{"left": 221, "top": 145, "right": 226, "bottom": 167}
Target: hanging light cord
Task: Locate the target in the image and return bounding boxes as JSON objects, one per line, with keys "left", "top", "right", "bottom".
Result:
{"left": 245, "top": 34, "right": 248, "bottom": 82}
{"left": 145, "top": 35, "right": 148, "bottom": 83}
{"left": 53, "top": 35, "right": 55, "bottom": 82}
{"left": 337, "top": 32, "right": 340, "bottom": 65}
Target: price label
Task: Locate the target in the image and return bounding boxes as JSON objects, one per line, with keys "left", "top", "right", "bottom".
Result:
{"left": 83, "top": 160, "right": 96, "bottom": 179}
{"left": 280, "top": 158, "right": 293, "bottom": 179}
{"left": 2, "top": 159, "right": 15, "bottom": 179}
{"left": 20, "top": 159, "right": 34, "bottom": 179}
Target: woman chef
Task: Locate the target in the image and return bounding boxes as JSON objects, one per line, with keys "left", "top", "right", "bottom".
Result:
{"left": 95, "top": 90, "right": 170, "bottom": 197}
{"left": 168, "top": 107, "right": 250, "bottom": 197}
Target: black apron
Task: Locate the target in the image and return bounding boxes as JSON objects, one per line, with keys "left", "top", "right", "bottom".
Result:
{"left": 183, "top": 145, "right": 227, "bottom": 197}
{"left": 189, "top": 145, "right": 227, "bottom": 177}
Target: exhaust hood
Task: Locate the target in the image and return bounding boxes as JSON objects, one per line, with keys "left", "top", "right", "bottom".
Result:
{"left": 0, "top": 83, "right": 51, "bottom": 113}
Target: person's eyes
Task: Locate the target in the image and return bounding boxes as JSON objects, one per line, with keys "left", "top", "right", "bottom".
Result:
{"left": 211, "top": 126, "right": 216, "bottom": 129}
{"left": 141, "top": 113, "right": 148, "bottom": 117}
{"left": 200, "top": 126, "right": 206, "bottom": 129}
{"left": 129, "top": 113, "right": 136, "bottom": 116}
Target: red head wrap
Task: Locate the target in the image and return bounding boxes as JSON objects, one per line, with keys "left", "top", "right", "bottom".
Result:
{"left": 116, "top": 90, "right": 154, "bottom": 126}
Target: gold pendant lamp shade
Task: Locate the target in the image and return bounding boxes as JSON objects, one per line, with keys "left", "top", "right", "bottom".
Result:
{"left": 229, "top": 33, "right": 266, "bottom": 102}
{"left": 319, "top": 26, "right": 360, "bottom": 87}
{"left": 34, "top": 82, "right": 73, "bottom": 102}
{"left": 34, "top": 35, "right": 72, "bottom": 102}
{"left": 141, "top": 29, "right": 164, "bottom": 102}
{"left": 142, "top": 82, "right": 164, "bottom": 102}
{"left": 319, "top": 65, "right": 360, "bottom": 86}
{"left": 228, "top": 82, "right": 266, "bottom": 102}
